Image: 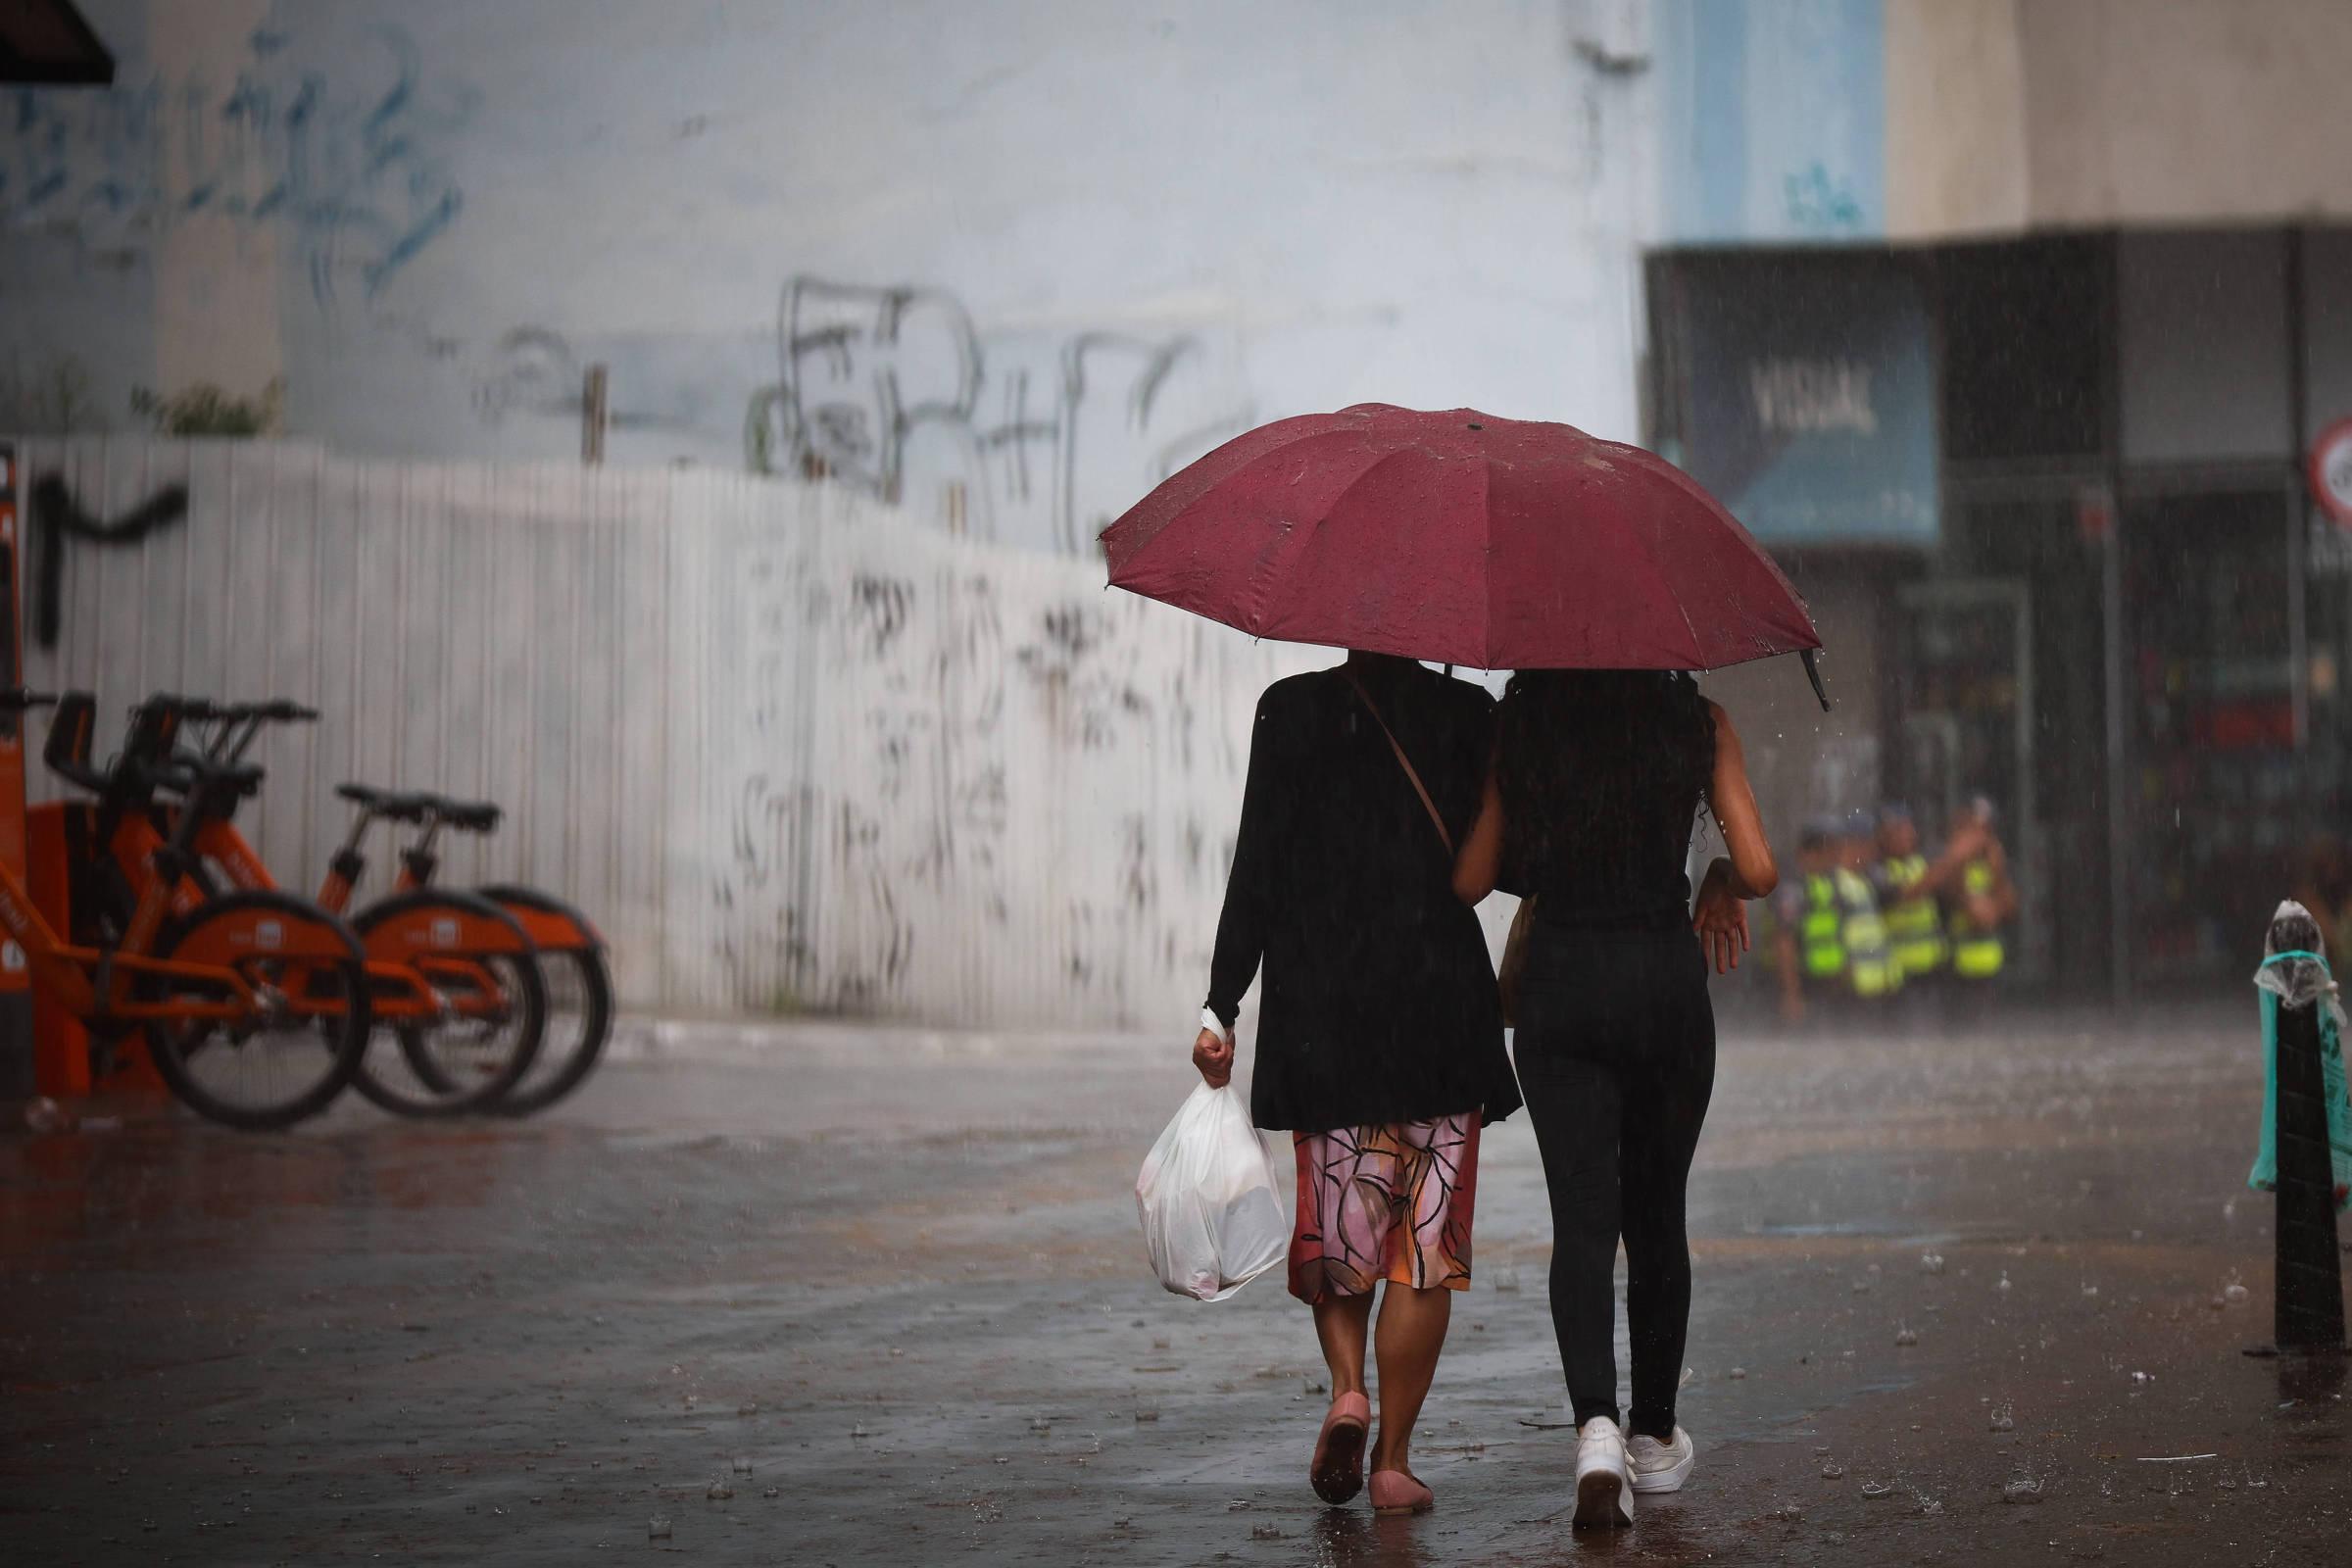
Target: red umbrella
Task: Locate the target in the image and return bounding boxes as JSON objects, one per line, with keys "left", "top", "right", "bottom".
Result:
{"left": 1102, "top": 403, "right": 1825, "bottom": 696}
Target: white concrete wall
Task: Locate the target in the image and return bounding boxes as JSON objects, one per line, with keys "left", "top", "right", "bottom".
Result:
{"left": 2, "top": 0, "right": 1655, "bottom": 556}
{"left": 9, "top": 436, "right": 1326, "bottom": 1029}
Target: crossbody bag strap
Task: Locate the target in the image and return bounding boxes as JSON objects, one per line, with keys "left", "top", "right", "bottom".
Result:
{"left": 1341, "top": 670, "right": 1453, "bottom": 857}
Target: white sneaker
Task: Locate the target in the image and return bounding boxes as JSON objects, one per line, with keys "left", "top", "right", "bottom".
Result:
{"left": 1573, "top": 1416, "right": 1635, "bottom": 1527}
{"left": 1627, "top": 1426, "right": 1696, "bottom": 1493}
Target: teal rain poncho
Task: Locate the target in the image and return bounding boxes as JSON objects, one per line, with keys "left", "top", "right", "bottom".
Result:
{"left": 2249, "top": 946, "right": 2352, "bottom": 1211}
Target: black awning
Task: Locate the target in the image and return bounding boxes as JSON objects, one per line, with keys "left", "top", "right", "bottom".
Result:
{"left": 0, "top": 0, "right": 115, "bottom": 85}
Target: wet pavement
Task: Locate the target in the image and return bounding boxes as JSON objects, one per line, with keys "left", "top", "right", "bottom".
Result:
{"left": 3, "top": 1004, "right": 2349, "bottom": 1566}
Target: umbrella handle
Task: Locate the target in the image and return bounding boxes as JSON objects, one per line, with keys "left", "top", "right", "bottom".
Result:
{"left": 1801, "top": 648, "right": 1832, "bottom": 712}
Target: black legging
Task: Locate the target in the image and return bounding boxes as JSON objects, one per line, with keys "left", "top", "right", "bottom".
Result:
{"left": 1512, "top": 922, "right": 1715, "bottom": 1439}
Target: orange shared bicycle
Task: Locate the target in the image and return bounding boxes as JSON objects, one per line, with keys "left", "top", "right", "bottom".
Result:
{"left": 64, "top": 693, "right": 549, "bottom": 1118}
{"left": 308, "top": 782, "right": 612, "bottom": 1115}
{"left": 180, "top": 692, "right": 611, "bottom": 1116}
{"left": 7, "top": 688, "right": 371, "bottom": 1129}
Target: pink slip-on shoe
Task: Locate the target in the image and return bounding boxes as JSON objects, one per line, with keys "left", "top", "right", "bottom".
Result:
{"left": 1310, "top": 1393, "right": 1371, "bottom": 1503}
{"left": 1368, "top": 1469, "right": 1435, "bottom": 1516}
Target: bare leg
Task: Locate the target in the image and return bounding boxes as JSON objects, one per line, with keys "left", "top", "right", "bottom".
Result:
{"left": 1312, "top": 1291, "right": 1376, "bottom": 1396}
{"left": 1368, "top": 1283, "right": 1452, "bottom": 1473}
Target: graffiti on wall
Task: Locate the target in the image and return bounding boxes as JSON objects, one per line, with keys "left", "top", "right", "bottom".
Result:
{"left": 750, "top": 277, "right": 1252, "bottom": 556}
{"left": 0, "top": 24, "right": 471, "bottom": 301}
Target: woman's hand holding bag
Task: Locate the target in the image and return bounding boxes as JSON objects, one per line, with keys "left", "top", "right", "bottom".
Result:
{"left": 1193, "top": 1023, "right": 1234, "bottom": 1088}
{"left": 1138, "top": 1020, "right": 1290, "bottom": 1300}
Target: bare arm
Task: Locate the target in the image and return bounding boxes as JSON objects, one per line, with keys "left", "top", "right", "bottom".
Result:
{"left": 1452, "top": 765, "right": 1504, "bottom": 905}
{"left": 1705, "top": 702, "right": 1777, "bottom": 899}
{"left": 1690, "top": 702, "right": 1777, "bottom": 973}
{"left": 1915, "top": 821, "right": 1986, "bottom": 899}
{"left": 1978, "top": 838, "right": 2020, "bottom": 922}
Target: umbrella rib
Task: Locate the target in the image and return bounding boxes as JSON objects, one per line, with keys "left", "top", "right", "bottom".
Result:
{"left": 1253, "top": 444, "right": 1461, "bottom": 657}
{"left": 1612, "top": 468, "right": 1710, "bottom": 667}
{"left": 1235, "top": 439, "right": 1397, "bottom": 639}
{"left": 1478, "top": 457, "right": 1499, "bottom": 672}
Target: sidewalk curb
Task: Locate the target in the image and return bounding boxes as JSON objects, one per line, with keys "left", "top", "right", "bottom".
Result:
{"left": 605, "top": 1014, "right": 1171, "bottom": 1068}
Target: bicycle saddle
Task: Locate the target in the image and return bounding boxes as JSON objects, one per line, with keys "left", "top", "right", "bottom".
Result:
{"left": 421, "top": 794, "right": 503, "bottom": 834}
{"left": 335, "top": 782, "right": 436, "bottom": 824}
{"left": 209, "top": 699, "right": 321, "bottom": 724}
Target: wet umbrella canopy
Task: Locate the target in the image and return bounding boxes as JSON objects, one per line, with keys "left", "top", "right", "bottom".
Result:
{"left": 1101, "top": 403, "right": 1823, "bottom": 679}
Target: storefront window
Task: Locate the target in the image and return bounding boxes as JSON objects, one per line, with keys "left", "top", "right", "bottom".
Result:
{"left": 2125, "top": 488, "right": 2296, "bottom": 978}
{"left": 1938, "top": 238, "right": 2109, "bottom": 463}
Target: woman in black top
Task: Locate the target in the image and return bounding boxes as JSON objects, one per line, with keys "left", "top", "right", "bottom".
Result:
{"left": 1452, "top": 669, "right": 1776, "bottom": 1527}
{"left": 1194, "top": 651, "right": 1520, "bottom": 1516}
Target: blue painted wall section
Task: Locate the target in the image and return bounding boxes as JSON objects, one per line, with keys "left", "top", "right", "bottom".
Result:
{"left": 1657, "top": 0, "right": 1886, "bottom": 244}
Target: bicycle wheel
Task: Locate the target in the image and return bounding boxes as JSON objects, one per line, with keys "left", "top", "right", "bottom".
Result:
{"left": 348, "top": 892, "right": 546, "bottom": 1117}
{"left": 492, "top": 944, "right": 613, "bottom": 1116}
{"left": 143, "top": 891, "right": 370, "bottom": 1131}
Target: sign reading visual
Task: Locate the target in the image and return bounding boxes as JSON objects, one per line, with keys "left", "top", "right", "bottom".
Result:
{"left": 1673, "top": 257, "right": 1938, "bottom": 548}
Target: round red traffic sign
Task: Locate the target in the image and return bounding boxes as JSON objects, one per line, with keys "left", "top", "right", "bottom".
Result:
{"left": 2314, "top": 416, "right": 2352, "bottom": 527}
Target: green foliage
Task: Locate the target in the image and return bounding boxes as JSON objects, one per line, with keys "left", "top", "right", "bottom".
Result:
{"left": 128, "top": 378, "right": 284, "bottom": 437}
{"left": 0, "top": 356, "right": 106, "bottom": 433}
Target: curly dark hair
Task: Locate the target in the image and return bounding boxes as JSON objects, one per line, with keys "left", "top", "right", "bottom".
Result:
{"left": 1496, "top": 668, "right": 1716, "bottom": 899}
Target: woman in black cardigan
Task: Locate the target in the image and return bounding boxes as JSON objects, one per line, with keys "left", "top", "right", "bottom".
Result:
{"left": 1193, "top": 651, "right": 1520, "bottom": 1517}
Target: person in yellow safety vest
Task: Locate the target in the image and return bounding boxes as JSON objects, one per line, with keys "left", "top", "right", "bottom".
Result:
{"left": 1836, "top": 809, "right": 1902, "bottom": 999}
{"left": 1872, "top": 803, "right": 1950, "bottom": 982}
{"left": 1772, "top": 820, "right": 1839, "bottom": 1022}
{"left": 1772, "top": 816, "right": 1899, "bottom": 1022}
{"left": 1938, "top": 794, "right": 2017, "bottom": 983}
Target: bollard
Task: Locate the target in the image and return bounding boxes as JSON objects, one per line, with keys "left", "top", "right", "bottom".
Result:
{"left": 2250, "top": 902, "right": 2349, "bottom": 1359}
{"left": 2271, "top": 993, "right": 2346, "bottom": 1351}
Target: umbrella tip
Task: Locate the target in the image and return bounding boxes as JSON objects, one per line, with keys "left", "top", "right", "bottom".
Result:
{"left": 1801, "top": 648, "right": 1832, "bottom": 712}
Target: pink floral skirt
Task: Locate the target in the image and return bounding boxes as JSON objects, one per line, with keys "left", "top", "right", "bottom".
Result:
{"left": 1287, "top": 1112, "right": 1481, "bottom": 1303}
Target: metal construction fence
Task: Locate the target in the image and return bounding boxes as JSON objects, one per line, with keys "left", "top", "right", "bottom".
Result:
{"left": 8, "top": 437, "right": 1323, "bottom": 1028}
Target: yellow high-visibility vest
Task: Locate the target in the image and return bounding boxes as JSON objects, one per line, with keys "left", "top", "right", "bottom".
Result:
{"left": 1801, "top": 873, "right": 1845, "bottom": 979}
{"left": 1880, "top": 854, "right": 1949, "bottom": 978}
{"left": 1836, "top": 865, "right": 1900, "bottom": 998}
{"left": 1806, "top": 867, "right": 1899, "bottom": 997}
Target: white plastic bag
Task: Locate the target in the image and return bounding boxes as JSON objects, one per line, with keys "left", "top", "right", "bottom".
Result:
{"left": 1135, "top": 1083, "right": 1292, "bottom": 1300}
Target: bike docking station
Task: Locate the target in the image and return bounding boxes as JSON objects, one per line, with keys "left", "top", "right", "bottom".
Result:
{"left": 0, "top": 443, "right": 28, "bottom": 1098}
{"left": 0, "top": 440, "right": 147, "bottom": 1106}
{"left": 0, "top": 441, "right": 609, "bottom": 1131}
{"left": 2, "top": 441, "right": 169, "bottom": 1109}
{"left": 2244, "top": 901, "right": 2351, "bottom": 1404}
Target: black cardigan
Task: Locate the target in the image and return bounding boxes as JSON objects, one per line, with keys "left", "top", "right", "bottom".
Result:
{"left": 1206, "top": 657, "right": 1521, "bottom": 1134}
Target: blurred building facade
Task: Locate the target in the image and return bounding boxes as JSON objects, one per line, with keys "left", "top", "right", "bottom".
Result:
{"left": 12, "top": 1, "right": 2352, "bottom": 1020}
{"left": 1649, "top": 0, "right": 2352, "bottom": 999}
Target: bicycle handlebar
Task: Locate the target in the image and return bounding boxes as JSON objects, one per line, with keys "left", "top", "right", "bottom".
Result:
{"left": 0, "top": 688, "right": 58, "bottom": 711}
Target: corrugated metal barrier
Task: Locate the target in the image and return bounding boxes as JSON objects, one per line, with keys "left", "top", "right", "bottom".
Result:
{"left": 9, "top": 438, "right": 1322, "bottom": 1029}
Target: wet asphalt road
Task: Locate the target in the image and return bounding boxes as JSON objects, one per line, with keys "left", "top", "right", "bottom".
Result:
{"left": 2, "top": 1003, "right": 2349, "bottom": 1567}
